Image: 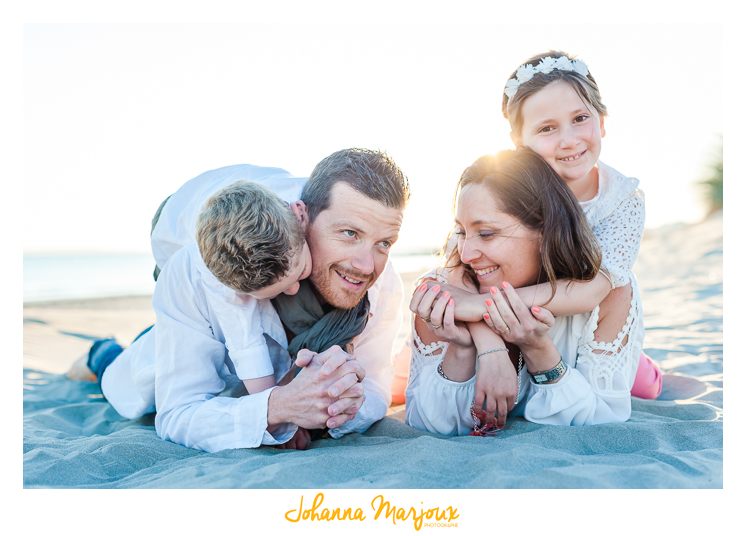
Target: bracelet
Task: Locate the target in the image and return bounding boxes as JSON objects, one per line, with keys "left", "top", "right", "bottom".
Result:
{"left": 437, "top": 361, "right": 450, "bottom": 380}
{"left": 529, "top": 359, "right": 567, "bottom": 384}
{"left": 477, "top": 347, "right": 509, "bottom": 359}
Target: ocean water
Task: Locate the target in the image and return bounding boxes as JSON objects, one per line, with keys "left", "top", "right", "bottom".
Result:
{"left": 23, "top": 251, "right": 440, "bottom": 303}
{"left": 24, "top": 253, "right": 157, "bottom": 303}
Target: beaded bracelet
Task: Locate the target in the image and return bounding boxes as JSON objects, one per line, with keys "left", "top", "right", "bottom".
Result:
{"left": 477, "top": 347, "right": 509, "bottom": 359}
{"left": 436, "top": 361, "right": 450, "bottom": 380}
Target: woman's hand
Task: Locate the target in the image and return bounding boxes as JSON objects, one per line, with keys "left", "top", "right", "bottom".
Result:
{"left": 417, "top": 269, "right": 487, "bottom": 323}
{"left": 483, "top": 282, "right": 554, "bottom": 349}
{"left": 410, "top": 282, "right": 472, "bottom": 348}
{"left": 483, "top": 282, "right": 564, "bottom": 373}
{"left": 473, "top": 350, "right": 519, "bottom": 429}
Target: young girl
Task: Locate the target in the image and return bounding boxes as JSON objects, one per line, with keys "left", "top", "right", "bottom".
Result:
{"left": 500, "top": 51, "right": 661, "bottom": 401}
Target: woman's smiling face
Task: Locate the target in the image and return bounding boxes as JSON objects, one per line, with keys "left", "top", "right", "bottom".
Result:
{"left": 454, "top": 183, "right": 541, "bottom": 292}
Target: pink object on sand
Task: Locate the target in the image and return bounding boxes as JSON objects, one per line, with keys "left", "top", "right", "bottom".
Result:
{"left": 631, "top": 352, "right": 663, "bottom": 399}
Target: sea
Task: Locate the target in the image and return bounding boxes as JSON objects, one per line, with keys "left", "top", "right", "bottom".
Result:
{"left": 23, "top": 251, "right": 440, "bottom": 304}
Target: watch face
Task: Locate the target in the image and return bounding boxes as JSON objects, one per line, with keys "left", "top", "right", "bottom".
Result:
{"left": 531, "top": 361, "right": 566, "bottom": 384}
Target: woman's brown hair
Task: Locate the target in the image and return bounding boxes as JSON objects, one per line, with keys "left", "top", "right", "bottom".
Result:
{"left": 446, "top": 148, "right": 601, "bottom": 302}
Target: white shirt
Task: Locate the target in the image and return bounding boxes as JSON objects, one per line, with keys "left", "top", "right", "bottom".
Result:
{"left": 404, "top": 268, "right": 643, "bottom": 435}
{"left": 580, "top": 162, "right": 645, "bottom": 288}
{"left": 101, "top": 164, "right": 404, "bottom": 452}
{"left": 169, "top": 243, "right": 276, "bottom": 381}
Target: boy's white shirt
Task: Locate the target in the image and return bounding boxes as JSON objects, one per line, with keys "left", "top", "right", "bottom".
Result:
{"left": 101, "top": 164, "right": 403, "bottom": 452}
{"left": 187, "top": 242, "right": 274, "bottom": 380}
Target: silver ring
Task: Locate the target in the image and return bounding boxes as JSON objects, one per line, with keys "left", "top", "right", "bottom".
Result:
{"left": 429, "top": 323, "right": 442, "bottom": 330}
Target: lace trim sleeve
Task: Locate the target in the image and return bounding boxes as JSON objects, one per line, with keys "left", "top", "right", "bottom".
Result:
{"left": 576, "top": 277, "right": 643, "bottom": 393}
{"left": 593, "top": 190, "right": 645, "bottom": 288}
{"left": 410, "top": 266, "right": 450, "bottom": 359}
{"left": 411, "top": 324, "right": 448, "bottom": 358}
{"left": 405, "top": 267, "right": 450, "bottom": 380}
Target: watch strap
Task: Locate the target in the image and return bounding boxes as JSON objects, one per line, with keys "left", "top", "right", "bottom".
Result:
{"left": 530, "top": 359, "right": 567, "bottom": 384}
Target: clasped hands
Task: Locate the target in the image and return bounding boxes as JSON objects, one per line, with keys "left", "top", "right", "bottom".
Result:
{"left": 269, "top": 345, "right": 365, "bottom": 450}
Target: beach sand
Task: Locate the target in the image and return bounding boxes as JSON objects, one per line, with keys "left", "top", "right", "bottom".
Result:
{"left": 23, "top": 295, "right": 157, "bottom": 375}
{"left": 23, "top": 214, "right": 722, "bottom": 488}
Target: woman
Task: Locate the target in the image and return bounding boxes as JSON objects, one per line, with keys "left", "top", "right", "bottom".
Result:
{"left": 405, "top": 149, "right": 643, "bottom": 435}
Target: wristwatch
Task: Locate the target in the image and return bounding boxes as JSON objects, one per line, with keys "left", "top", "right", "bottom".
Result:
{"left": 529, "top": 359, "right": 568, "bottom": 384}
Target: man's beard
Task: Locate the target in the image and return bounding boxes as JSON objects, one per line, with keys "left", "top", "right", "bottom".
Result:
{"left": 310, "top": 263, "right": 373, "bottom": 309}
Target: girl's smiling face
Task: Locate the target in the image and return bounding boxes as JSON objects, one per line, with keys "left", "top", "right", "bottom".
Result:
{"left": 454, "top": 183, "right": 541, "bottom": 292}
{"left": 516, "top": 80, "right": 605, "bottom": 199}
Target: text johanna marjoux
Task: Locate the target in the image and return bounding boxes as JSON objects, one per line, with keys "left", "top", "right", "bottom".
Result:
{"left": 284, "top": 492, "right": 460, "bottom": 530}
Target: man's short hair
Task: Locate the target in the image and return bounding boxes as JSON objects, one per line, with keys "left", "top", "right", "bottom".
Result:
{"left": 301, "top": 148, "right": 410, "bottom": 221}
{"left": 196, "top": 181, "right": 304, "bottom": 293}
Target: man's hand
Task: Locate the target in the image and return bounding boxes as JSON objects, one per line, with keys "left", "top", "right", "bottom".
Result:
{"left": 267, "top": 345, "right": 365, "bottom": 430}
{"left": 326, "top": 381, "right": 365, "bottom": 429}
{"left": 306, "top": 346, "right": 366, "bottom": 429}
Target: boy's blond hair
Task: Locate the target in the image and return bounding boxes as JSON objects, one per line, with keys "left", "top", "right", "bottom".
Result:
{"left": 196, "top": 181, "right": 304, "bottom": 293}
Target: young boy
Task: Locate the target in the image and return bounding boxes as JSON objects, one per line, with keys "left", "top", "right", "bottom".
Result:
{"left": 190, "top": 180, "right": 312, "bottom": 395}
{"left": 71, "top": 179, "right": 312, "bottom": 402}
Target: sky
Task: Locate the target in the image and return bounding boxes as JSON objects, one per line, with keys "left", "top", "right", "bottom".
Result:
{"left": 23, "top": 21, "right": 723, "bottom": 254}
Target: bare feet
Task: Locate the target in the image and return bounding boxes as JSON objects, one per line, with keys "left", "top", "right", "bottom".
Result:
{"left": 66, "top": 354, "right": 96, "bottom": 382}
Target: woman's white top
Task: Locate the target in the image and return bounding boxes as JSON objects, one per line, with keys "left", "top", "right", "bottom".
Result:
{"left": 405, "top": 268, "right": 644, "bottom": 436}
{"left": 581, "top": 162, "right": 645, "bottom": 289}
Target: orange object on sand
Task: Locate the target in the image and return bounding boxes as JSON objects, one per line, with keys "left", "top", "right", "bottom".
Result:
{"left": 390, "top": 343, "right": 411, "bottom": 405}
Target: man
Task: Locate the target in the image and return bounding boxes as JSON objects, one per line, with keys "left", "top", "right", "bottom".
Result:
{"left": 70, "top": 148, "right": 409, "bottom": 452}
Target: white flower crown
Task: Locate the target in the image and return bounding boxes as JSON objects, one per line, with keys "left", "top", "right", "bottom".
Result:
{"left": 504, "top": 55, "right": 590, "bottom": 101}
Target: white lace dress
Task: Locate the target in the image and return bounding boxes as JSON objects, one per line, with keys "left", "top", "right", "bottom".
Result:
{"left": 583, "top": 161, "right": 645, "bottom": 289}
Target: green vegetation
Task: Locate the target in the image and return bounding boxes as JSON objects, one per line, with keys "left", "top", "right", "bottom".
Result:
{"left": 700, "top": 138, "right": 723, "bottom": 216}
